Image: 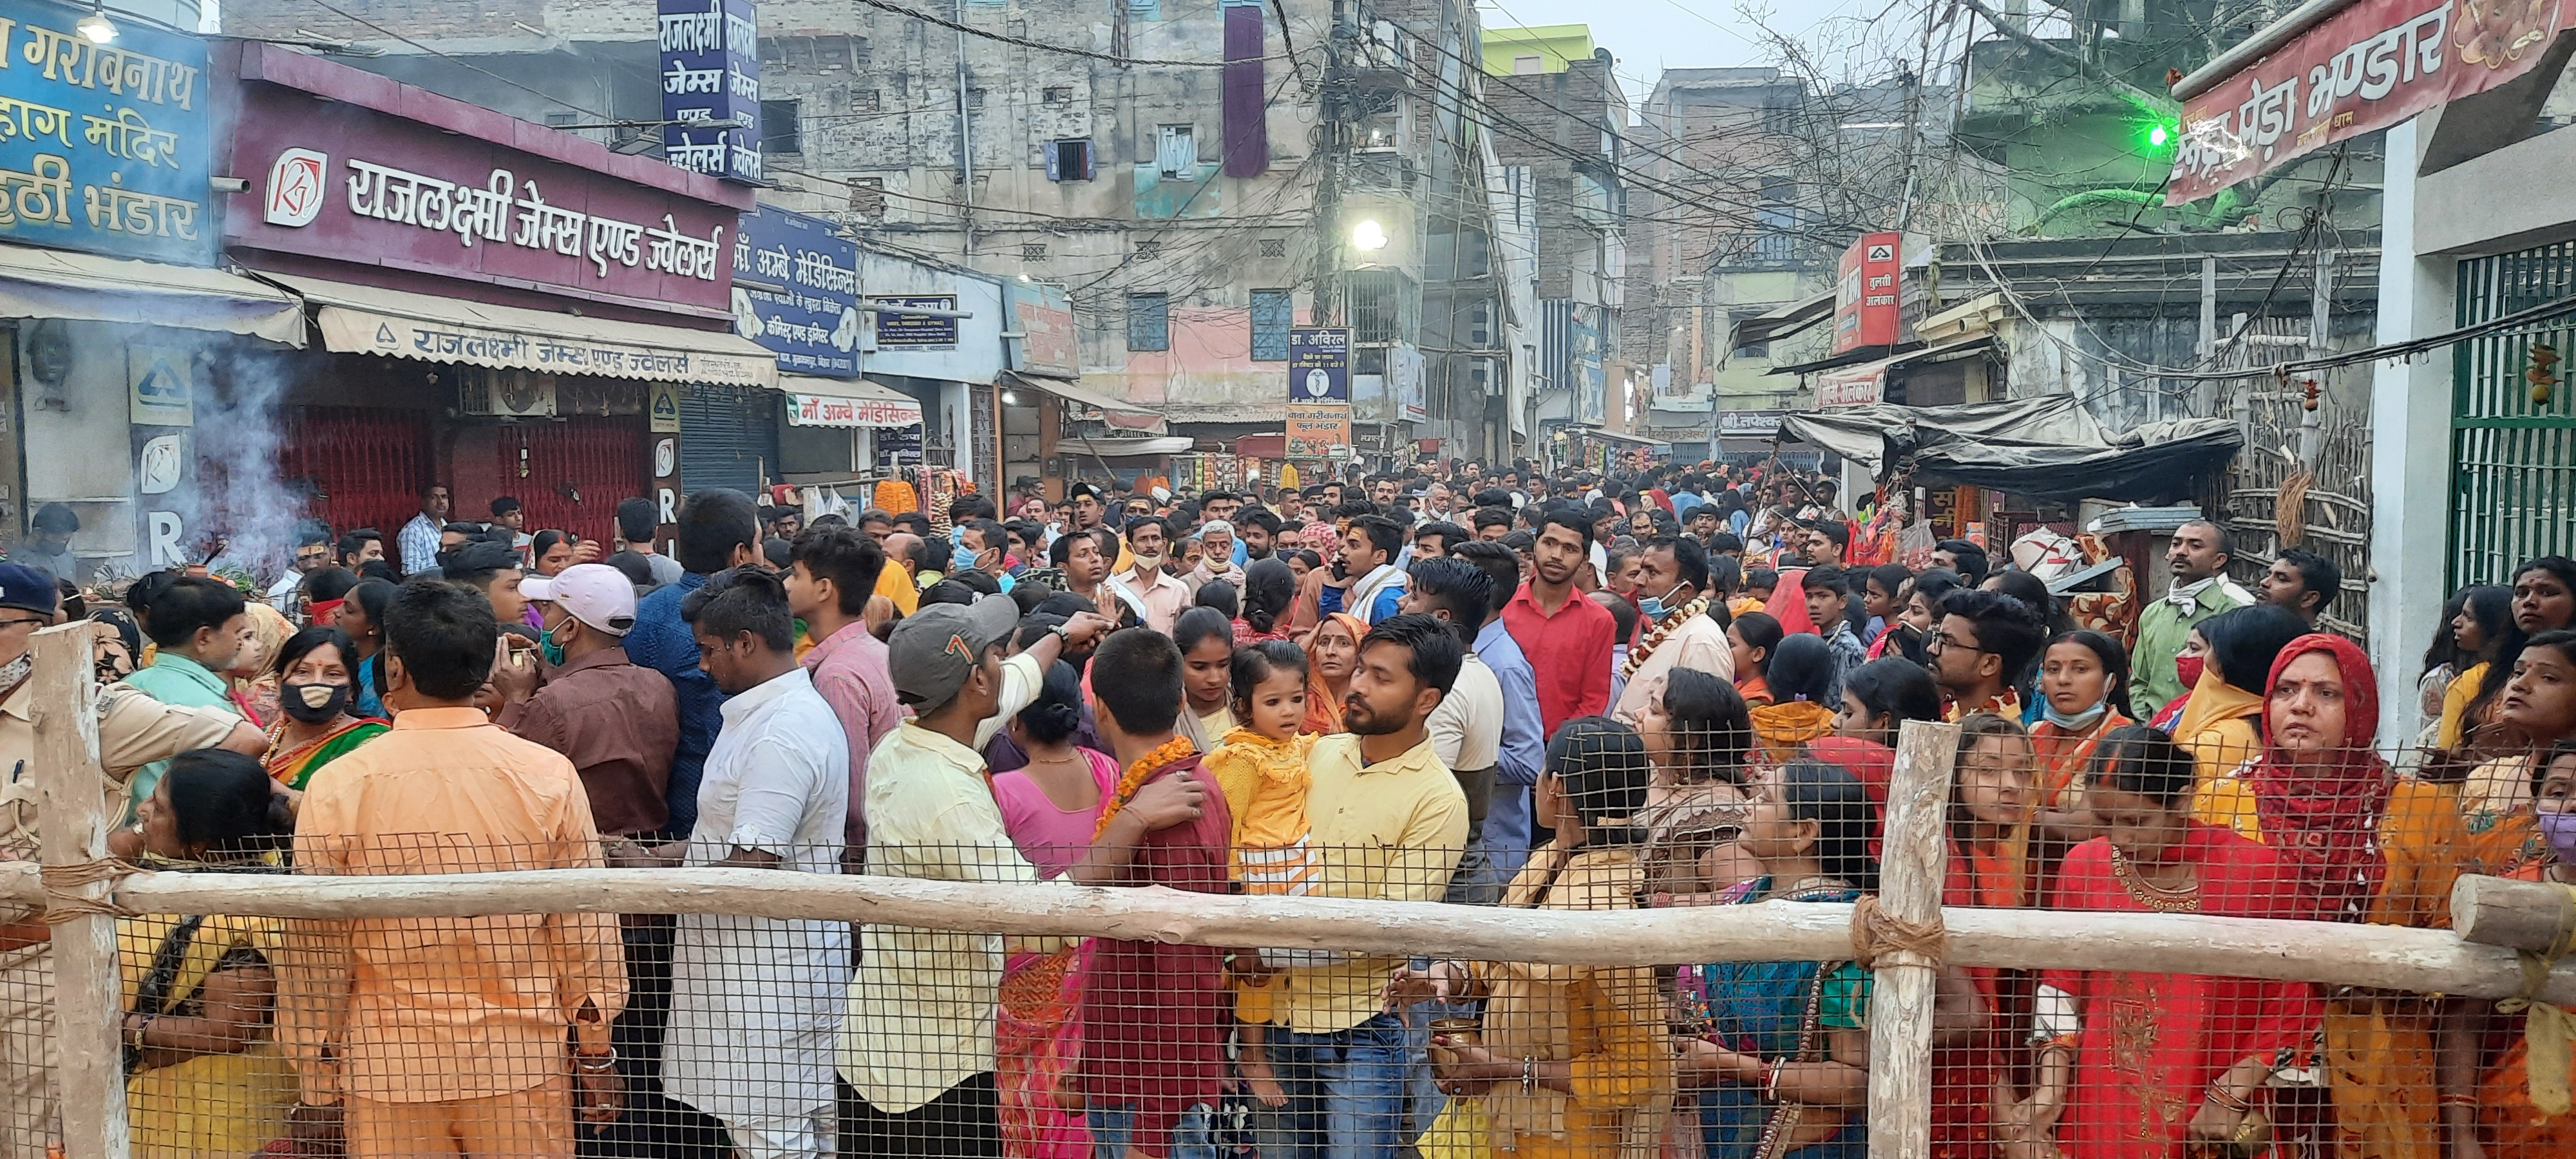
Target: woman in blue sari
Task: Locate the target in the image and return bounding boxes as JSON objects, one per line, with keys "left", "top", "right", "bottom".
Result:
{"left": 1676, "top": 759, "right": 1880, "bottom": 1159}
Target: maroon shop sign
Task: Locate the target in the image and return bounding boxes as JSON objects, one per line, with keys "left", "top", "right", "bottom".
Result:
{"left": 2170, "top": 0, "right": 2574, "bottom": 203}
{"left": 220, "top": 44, "right": 746, "bottom": 317}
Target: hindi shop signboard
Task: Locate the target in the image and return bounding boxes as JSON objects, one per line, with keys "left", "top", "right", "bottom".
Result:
{"left": 787, "top": 390, "right": 921, "bottom": 429}
{"left": 1289, "top": 326, "right": 1351, "bottom": 403}
{"left": 2170, "top": 0, "right": 2575, "bottom": 204}
{"left": 658, "top": 0, "right": 762, "bottom": 184}
{"left": 227, "top": 80, "right": 738, "bottom": 317}
{"left": 1815, "top": 363, "right": 1884, "bottom": 408}
{"left": 0, "top": 1, "right": 214, "bottom": 265}
{"left": 732, "top": 205, "right": 860, "bottom": 375}
{"left": 1285, "top": 402, "right": 1350, "bottom": 458}
{"left": 1832, "top": 232, "right": 1901, "bottom": 354}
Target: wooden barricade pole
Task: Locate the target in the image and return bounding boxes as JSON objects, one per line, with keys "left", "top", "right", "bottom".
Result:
{"left": 1868, "top": 717, "right": 1960, "bottom": 1159}
{"left": 2452, "top": 872, "right": 2576, "bottom": 951}
{"left": 29, "top": 620, "right": 124, "bottom": 1159}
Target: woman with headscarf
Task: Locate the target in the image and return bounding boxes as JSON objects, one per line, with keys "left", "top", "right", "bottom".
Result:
{"left": 1301, "top": 612, "right": 1365, "bottom": 735}
{"left": 90, "top": 607, "right": 144, "bottom": 684}
{"left": 2168, "top": 604, "right": 2311, "bottom": 838}
{"left": 2220, "top": 632, "right": 2465, "bottom": 1159}
{"left": 1236, "top": 558, "right": 1297, "bottom": 645}
{"left": 1749, "top": 633, "right": 1837, "bottom": 766}
{"left": 2433, "top": 740, "right": 2576, "bottom": 1158}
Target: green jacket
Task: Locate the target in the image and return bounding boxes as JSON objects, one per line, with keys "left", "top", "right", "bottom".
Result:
{"left": 2128, "top": 576, "right": 2253, "bottom": 718}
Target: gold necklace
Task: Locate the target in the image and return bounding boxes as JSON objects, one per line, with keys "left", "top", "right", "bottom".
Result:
{"left": 2108, "top": 844, "right": 2201, "bottom": 912}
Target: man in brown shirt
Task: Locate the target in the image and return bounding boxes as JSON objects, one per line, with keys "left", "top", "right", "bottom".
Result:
{"left": 489, "top": 563, "right": 681, "bottom": 1145}
{"left": 493, "top": 564, "right": 677, "bottom": 840}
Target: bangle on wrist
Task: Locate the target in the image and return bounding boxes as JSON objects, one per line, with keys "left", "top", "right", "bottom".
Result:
{"left": 2203, "top": 1083, "right": 2251, "bottom": 1113}
{"left": 573, "top": 1048, "right": 619, "bottom": 1073}
{"left": 1764, "top": 1059, "right": 1785, "bottom": 1101}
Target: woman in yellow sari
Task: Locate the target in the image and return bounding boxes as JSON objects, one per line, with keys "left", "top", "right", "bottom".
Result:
{"left": 111, "top": 749, "right": 295, "bottom": 1157}
{"left": 2170, "top": 605, "right": 2309, "bottom": 836}
{"left": 2436, "top": 740, "right": 2576, "bottom": 1157}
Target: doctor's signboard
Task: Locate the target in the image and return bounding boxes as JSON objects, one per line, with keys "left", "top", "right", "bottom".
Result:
{"left": 2169, "top": 0, "right": 2574, "bottom": 203}
{"left": 0, "top": 0, "right": 213, "bottom": 264}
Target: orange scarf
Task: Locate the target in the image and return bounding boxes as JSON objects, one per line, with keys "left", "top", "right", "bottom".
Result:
{"left": 1302, "top": 612, "right": 1366, "bottom": 735}
{"left": 1094, "top": 736, "right": 1200, "bottom": 837}
{"left": 1748, "top": 700, "right": 1836, "bottom": 764}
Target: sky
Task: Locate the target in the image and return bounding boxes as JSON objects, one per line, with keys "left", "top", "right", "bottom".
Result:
{"left": 1480, "top": 0, "right": 1921, "bottom": 108}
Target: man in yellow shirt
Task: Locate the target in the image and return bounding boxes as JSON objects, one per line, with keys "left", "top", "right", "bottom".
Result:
{"left": 1264, "top": 614, "right": 1470, "bottom": 1159}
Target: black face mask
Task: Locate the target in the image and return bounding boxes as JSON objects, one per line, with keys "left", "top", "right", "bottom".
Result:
{"left": 280, "top": 681, "right": 352, "bottom": 724}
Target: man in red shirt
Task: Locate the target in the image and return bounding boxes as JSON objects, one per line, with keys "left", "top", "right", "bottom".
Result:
{"left": 1074, "top": 628, "right": 1235, "bottom": 1158}
{"left": 1500, "top": 507, "right": 1615, "bottom": 739}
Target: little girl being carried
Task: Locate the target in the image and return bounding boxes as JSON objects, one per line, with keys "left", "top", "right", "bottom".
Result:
{"left": 1200, "top": 639, "right": 1320, "bottom": 1108}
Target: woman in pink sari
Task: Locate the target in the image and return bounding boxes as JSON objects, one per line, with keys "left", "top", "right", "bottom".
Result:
{"left": 989, "top": 663, "right": 1112, "bottom": 1157}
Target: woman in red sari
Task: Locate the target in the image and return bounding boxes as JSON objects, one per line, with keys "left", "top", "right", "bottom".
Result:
{"left": 2010, "top": 724, "right": 2321, "bottom": 1159}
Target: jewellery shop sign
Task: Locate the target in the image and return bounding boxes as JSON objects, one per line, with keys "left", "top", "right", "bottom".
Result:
{"left": 0, "top": 0, "right": 213, "bottom": 265}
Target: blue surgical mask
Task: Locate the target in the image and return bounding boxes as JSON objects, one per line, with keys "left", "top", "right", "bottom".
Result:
{"left": 952, "top": 542, "right": 979, "bottom": 572}
{"left": 1638, "top": 583, "right": 1687, "bottom": 621}
{"left": 2041, "top": 697, "right": 2108, "bottom": 731}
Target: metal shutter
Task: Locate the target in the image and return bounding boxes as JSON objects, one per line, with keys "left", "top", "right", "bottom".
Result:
{"left": 677, "top": 383, "right": 782, "bottom": 498}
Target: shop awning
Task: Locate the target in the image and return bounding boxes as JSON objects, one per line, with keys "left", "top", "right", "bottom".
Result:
{"left": 1728, "top": 291, "right": 1834, "bottom": 351}
{"left": 0, "top": 247, "right": 305, "bottom": 345}
{"left": 1060, "top": 435, "right": 1193, "bottom": 458}
{"left": 1569, "top": 426, "right": 1668, "bottom": 448}
{"left": 1776, "top": 394, "right": 2242, "bottom": 504}
{"left": 1802, "top": 335, "right": 1998, "bottom": 408}
{"left": 779, "top": 375, "right": 923, "bottom": 428}
{"left": 272, "top": 274, "right": 778, "bottom": 388}
{"left": 1004, "top": 370, "right": 1167, "bottom": 434}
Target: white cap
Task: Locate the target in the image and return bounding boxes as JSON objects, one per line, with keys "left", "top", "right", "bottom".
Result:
{"left": 517, "top": 563, "right": 636, "bottom": 636}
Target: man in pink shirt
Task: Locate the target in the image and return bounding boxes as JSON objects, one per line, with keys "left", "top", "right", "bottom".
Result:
{"left": 784, "top": 527, "right": 905, "bottom": 862}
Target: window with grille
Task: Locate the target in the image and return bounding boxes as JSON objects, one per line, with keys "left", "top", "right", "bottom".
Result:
{"left": 1046, "top": 140, "right": 1095, "bottom": 182}
{"left": 1250, "top": 289, "right": 1293, "bottom": 361}
{"left": 1127, "top": 292, "right": 1170, "bottom": 352}
{"left": 1022, "top": 241, "right": 1049, "bottom": 261}
{"left": 968, "top": 88, "right": 987, "bottom": 110}
{"left": 1135, "top": 240, "right": 1161, "bottom": 261}
{"left": 760, "top": 99, "right": 802, "bottom": 155}
{"left": 1347, "top": 270, "right": 1403, "bottom": 344}
{"left": 1044, "top": 86, "right": 1073, "bottom": 104}
{"left": 1260, "top": 237, "right": 1289, "bottom": 258}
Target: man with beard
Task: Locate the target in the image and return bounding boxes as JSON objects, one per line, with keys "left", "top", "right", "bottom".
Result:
{"left": 1611, "top": 534, "right": 1733, "bottom": 725}
{"left": 1262, "top": 614, "right": 1466, "bottom": 1159}
{"left": 1236, "top": 507, "right": 1282, "bottom": 563}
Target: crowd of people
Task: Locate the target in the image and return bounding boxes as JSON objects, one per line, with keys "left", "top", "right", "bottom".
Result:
{"left": 0, "top": 456, "right": 2572, "bottom": 1159}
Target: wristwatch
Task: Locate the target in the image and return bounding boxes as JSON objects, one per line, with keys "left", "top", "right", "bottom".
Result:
{"left": 1048, "top": 623, "right": 1074, "bottom": 645}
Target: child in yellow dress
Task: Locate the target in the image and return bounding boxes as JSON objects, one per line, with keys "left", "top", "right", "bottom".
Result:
{"left": 1201, "top": 639, "right": 1320, "bottom": 1107}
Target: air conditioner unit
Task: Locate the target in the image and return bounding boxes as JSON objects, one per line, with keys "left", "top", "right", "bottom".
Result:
{"left": 460, "top": 368, "right": 558, "bottom": 418}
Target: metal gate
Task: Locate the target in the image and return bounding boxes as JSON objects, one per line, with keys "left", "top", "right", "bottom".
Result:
{"left": 2452, "top": 243, "right": 2576, "bottom": 587}
{"left": 278, "top": 406, "right": 434, "bottom": 543}
{"left": 678, "top": 383, "right": 781, "bottom": 497}
{"left": 495, "top": 417, "right": 648, "bottom": 546}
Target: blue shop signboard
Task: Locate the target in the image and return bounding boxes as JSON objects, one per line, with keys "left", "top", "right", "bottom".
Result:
{"left": 731, "top": 204, "right": 860, "bottom": 375}
{"left": 0, "top": 0, "right": 213, "bottom": 265}
{"left": 658, "top": 0, "right": 762, "bottom": 184}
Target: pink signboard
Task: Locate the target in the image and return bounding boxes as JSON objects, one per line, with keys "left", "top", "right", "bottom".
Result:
{"left": 220, "top": 45, "right": 745, "bottom": 317}
{"left": 2170, "top": 0, "right": 2573, "bottom": 203}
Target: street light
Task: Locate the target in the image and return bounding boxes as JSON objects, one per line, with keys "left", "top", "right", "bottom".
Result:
{"left": 75, "top": 6, "right": 116, "bottom": 43}
{"left": 1350, "top": 219, "right": 1388, "bottom": 251}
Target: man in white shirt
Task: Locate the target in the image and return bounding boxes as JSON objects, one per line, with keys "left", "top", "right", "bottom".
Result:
{"left": 1400, "top": 557, "right": 1502, "bottom": 905}
{"left": 395, "top": 484, "right": 451, "bottom": 576}
{"left": 1613, "top": 535, "right": 1734, "bottom": 725}
{"left": 1108, "top": 514, "right": 1190, "bottom": 634}
{"left": 840, "top": 598, "right": 1194, "bottom": 1156}
{"left": 662, "top": 567, "right": 849, "bottom": 1156}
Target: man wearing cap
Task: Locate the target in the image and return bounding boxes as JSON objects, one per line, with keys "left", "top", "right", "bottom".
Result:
{"left": 0, "top": 564, "right": 265, "bottom": 1159}
{"left": 842, "top": 597, "right": 1191, "bottom": 1155}
{"left": 487, "top": 561, "right": 682, "bottom": 1140}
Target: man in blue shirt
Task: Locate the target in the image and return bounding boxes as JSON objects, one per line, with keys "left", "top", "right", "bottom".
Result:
{"left": 1449, "top": 541, "right": 1546, "bottom": 876}
{"left": 620, "top": 487, "right": 761, "bottom": 838}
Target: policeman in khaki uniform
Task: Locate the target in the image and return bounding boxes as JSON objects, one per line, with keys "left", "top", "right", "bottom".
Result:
{"left": 0, "top": 564, "right": 266, "bottom": 1158}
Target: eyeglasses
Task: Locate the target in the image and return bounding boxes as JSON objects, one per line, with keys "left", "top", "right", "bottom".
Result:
{"left": 1927, "top": 630, "right": 1987, "bottom": 654}
{"left": 0, "top": 616, "right": 50, "bottom": 630}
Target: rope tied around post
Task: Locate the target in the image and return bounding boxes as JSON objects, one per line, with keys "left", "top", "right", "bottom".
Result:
{"left": 40, "top": 857, "right": 138, "bottom": 924}
{"left": 2495, "top": 881, "right": 2576, "bottom": 1116}
{"left": 1850, "top": 893, "right": 1947, "bottom": 971}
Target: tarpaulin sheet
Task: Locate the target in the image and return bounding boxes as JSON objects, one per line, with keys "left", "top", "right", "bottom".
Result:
{"left": 1777, "top": 395, "right": 2241, "bottom": 504}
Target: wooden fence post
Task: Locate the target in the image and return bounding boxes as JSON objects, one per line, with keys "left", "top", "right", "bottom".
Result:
{"left": 30, "top": 621, "right": 124, "bottom": 1159}
{"left": 1869, "top": 717, "right": 1960, "bottom": 1159}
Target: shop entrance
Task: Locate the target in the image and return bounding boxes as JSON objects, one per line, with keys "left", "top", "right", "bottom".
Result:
{"left": 495, "top": 418, "right": 649, "bottom": 546}
{"left": 280, "top": 406, "right": 436, "bottom": 542}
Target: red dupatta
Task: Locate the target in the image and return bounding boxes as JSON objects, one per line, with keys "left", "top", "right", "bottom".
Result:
{"left": 2244, "top": 633, "right": 2392, "bottom": 923}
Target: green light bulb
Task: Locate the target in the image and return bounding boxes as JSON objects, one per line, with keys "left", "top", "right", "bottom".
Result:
{"left": 2148, "top": 124, "right": 2170, "bottom": 147}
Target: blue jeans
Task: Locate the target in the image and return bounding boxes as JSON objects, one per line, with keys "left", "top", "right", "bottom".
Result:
{"left": 1086, "top": 1102, "right": 1217, "bottom": 1159}
{"left": 1259, "top": 1013, "right": 1410, "bottom": 1159}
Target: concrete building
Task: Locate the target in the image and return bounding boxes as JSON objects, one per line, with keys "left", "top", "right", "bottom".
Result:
{"left": 224, "top": 0, "right": 1514, "bottom": 469}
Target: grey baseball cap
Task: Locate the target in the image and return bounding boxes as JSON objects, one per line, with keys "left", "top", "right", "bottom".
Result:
{"left": 887, "top": 594, "right": 1023, "bottom": 714}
